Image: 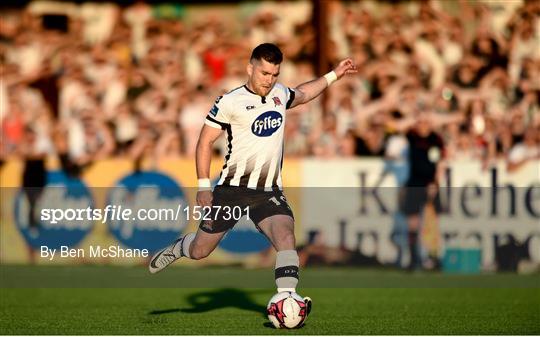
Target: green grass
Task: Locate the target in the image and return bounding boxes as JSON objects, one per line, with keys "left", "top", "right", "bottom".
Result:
{"left": 1, "top": 266, "right": 539, "bottom": 335}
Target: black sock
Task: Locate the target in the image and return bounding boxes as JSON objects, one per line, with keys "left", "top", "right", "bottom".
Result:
{"left": 408, "top": 231, "right": 419, "bottom": 269}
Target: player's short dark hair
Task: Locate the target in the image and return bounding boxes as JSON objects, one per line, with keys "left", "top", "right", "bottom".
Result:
{"left": 250, "top": 43, "right": 283, "bottom": 65}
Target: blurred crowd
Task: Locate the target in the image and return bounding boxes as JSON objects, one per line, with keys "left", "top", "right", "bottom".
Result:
{"left": 1, "top": 0, "right": 539, "bottom": 174}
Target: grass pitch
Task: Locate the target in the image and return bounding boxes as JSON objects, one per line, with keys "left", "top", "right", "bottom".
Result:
{"left": 1, "top": 266, "right": 539, "bottom": 335}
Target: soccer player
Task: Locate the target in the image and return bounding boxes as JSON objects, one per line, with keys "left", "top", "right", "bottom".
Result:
{"left": 149, "top": 43, "right": 357, "bottom": 307}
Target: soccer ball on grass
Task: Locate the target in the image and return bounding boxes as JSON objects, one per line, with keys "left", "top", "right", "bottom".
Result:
{"left": 267, "top": 291, "right": 309, "bottom": 329}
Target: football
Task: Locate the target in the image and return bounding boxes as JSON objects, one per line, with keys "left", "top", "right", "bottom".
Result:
{"left": 267, "top": 291, "right": 308, "bottom": 329}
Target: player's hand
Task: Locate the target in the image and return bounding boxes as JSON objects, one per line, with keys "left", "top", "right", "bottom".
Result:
{"left": 196, "top": 190, "right": 213, "bottom": 207}
{"left": 334, "top": 58, "right": 358, "bottom": 79}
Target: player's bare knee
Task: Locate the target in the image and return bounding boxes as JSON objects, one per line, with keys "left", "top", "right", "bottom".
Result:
{"left": 275, "top": 231, "right": 295, "bottom": 250}
{"left": 189, "top": 249, "right": 207, "bottom": 260}
{"left": 189, "top": 245, "right": 211, "bottom": 260}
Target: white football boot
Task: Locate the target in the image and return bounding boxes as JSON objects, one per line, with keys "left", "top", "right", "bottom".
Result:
{"left": 148, "top": 237, "right": 183, "bottom": 274}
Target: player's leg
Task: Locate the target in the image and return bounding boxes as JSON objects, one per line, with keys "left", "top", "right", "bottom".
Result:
{"left": 148, "top": 226, "right": 227, "bottom": 274}
{"left": 257, "top": 214, "right": 296, "bottom": 250}
{"left": 257, "top": 214, "right": 299, "bottom": 292}
{"left": 185, "top": 227, "right": 228, "bottom": 260}
{"left": 257, "top": 214, "right": 311, "bottom": 314}
{"left": 250, "top": 189, "right": 298, "bottom": 292}
{"left": 149, "top": 186, "right": 234, "bottom": 273}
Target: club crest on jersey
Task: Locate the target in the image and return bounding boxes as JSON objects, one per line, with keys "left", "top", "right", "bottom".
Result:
{"left": 272, "top": 97, "right": 282, "bottom": 107}
{"left": 251, "top": 111, "right": 283, "bottom": 137}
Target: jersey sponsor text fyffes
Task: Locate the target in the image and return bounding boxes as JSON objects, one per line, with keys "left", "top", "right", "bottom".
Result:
{"left": 252, "top": 111, "right": 283, "bottom": 137}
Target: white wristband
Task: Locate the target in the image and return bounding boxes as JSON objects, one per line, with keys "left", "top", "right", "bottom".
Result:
{"left": 323, "top": 71, "right": 338, "bottom": 86}
{"left": 198, "top": 178, "right": 212, "bottom": 191}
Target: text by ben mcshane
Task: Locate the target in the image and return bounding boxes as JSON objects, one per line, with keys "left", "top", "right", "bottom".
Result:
{"left": 40, "top": 245, "right": 149, "bottom": 260}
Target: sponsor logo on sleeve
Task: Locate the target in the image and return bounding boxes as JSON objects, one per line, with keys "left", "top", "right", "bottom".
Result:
{"left": 209, "top": 105, "right": 219, "bottom": 116}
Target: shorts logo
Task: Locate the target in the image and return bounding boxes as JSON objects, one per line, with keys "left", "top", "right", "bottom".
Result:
{"left": 251, "top": 111, "right": 283, "bottom": 137}
{"left": 201, "top": 220, "right": 213, "bottom": 231}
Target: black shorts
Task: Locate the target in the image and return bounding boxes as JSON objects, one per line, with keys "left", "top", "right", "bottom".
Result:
{"left": 199, "top": 185, "right": 294, "bottom": 234}
{"left": 400, "top": 186, "right": 442, "bottom": 216}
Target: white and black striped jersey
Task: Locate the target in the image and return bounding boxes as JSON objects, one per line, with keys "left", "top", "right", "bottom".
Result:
{"left": 205, "top": 83, "right": 295, "bottom": 190}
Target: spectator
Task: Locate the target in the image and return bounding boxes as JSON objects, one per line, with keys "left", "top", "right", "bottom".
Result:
{"left": 355, "top": 121, "right": 386, "bottom": 157}
{"left": 507, "top": 126, "right": 540, "bottom": 172}
{"left": 0, "top": 0, "right": 537, "bottom": 165}
{"left": 400, "top": 114, "right": 445, "bottom": 271}
{"left": 123, "top": 1, "right": 152, "bottom": 61}
{"left": 21, "top": 126, "right": 52, "bottom": 236}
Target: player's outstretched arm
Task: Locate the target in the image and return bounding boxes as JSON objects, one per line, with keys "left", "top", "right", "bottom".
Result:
{"left": 289, "top": 58, "right": 357, "bottom": 109}
{"left": 195, "top": 125, "right": 223, "bottom": 207}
